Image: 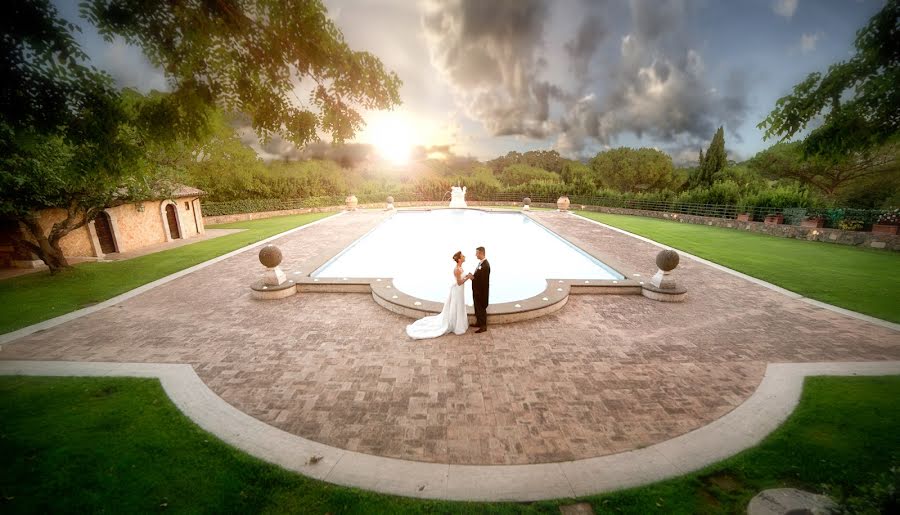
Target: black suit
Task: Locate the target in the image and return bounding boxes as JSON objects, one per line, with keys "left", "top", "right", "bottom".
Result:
{"left": 472, "top": 259, "right": 490, "bottom": 328}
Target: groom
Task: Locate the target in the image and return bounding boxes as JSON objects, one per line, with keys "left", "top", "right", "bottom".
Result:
{"left": 468, "top": 246, "right": 490, "bottom": 333}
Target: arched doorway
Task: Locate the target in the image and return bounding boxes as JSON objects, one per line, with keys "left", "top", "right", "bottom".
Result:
{"left": 165, "top": 204, "right": 181, "bottom": 239}
{"left": 94, "top": 211, "right": 117, "bottom": 254}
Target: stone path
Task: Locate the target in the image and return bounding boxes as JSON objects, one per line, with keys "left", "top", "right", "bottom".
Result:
{"left": 1, "top": 210, "right": 898, "bottom": 466}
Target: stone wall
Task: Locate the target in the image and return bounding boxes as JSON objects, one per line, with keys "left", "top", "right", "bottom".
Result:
{"left": 578, "top": 205, "right": 900, "bottom": 251}
{"left": 37, "top": 208, "right": 96, "bottom": 257}
{"left": 202, "top": 201, "right": 898, "bottom": 251}
{"left": 109, "top": 201, "right": 167, "bottom": 252}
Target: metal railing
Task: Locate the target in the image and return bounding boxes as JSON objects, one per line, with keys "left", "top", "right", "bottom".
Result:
{"left": 202, "top": 193, "right": 891, "bottom": 229}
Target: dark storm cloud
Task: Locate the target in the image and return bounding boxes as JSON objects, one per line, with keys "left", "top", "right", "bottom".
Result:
{"left": 423, "top": 0, "right": 558, "bottom": 138}
{"left": 423, "top": 0, "right": 750, "bottom": 157}
{"left": 565, "top": 13, "right": 606, "bottom": 80}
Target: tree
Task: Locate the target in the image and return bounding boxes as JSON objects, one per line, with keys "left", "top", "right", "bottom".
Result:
{"left": 497, "top": 164, "right": 560, "bottom": 187}
{"left": 758, "top": 0, "right": 899, "bottom": 157}
{"left": 590, "top": 147, "right": 679, "bottom": 193}
{"left": 689, "top": 126, "right": 726, "bottom": 188}
{"left": 82, "top": 0, "right": 402, "bottom": 145}
{"left": 749, "top": 141, "right": 899, "bottom": 199}
{"left": 1, "top": 0, "right": 400, "bottom": 272}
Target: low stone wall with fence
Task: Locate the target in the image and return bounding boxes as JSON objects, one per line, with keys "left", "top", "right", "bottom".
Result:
{"left": 202, "top": 197, "right": 899, "bottom": 251}
{"left": 578, "top": 205, "right": 899, "bottom": 251}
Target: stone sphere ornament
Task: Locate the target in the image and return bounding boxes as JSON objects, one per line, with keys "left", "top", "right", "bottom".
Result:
{"left": 386, "top": 195, "right": 394, "bottom": 204}
{"left": 258, "top": 245, "right": 283, "bottom": 268}
{"left": 523, "top": 197, "right": 531, "bottom": 205}
{"left": 251, "top": 244, "right": 294, "bottom": 298}
{"left": 643, "top": 248, "right": 686, "bottom": 302}
{"left": 557, "top": 195, "right": 570, "bottom": 211}
{"left": 345, "top": 194, "right": 358, "bottom": 210}
{"left": 656, "top": 249, "right": 680, "bottom": 272}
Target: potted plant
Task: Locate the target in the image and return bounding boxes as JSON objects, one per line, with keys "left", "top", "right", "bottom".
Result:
{"left": 872, "top": 208, "right": 899, "bottom": 235}
{"left": 764, "top": 213, "right": 784, "bottom": 225}
{"left": 801, "top": 215, "right": 825, "bottom": 228}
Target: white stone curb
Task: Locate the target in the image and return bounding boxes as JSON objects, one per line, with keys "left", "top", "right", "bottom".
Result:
{"left": 1, "top": 359, "right": 897, "bottom": 502}
{"left": 573, "top": 213, "right": 900, "bottom": 332}
{"left": 0, "top": 212, "right": 344, "bottom": 345}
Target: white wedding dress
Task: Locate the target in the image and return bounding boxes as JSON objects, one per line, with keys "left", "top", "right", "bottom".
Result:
{"left": 406, "top": 267, "right": 469, "bottom": 339}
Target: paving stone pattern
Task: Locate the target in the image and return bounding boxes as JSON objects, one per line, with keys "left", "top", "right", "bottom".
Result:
{"left": 2, "top": 211, "right": 898, "bottom": 465}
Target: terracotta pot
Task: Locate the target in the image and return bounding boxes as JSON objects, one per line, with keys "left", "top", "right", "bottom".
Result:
{"left": 736, "top": 213, "right": 751, "bottom": 222}
{"left": 801, "top": 218, "right": 824, "bottom": 228}
{"left": 557, "top": 196, "right": 570, "bottom": 211}
{"left": 872, "top": 224, "right": 898, "bottom": 235}
{"left": 764, "top": 214, "right": 783, "bottom": 225}
{"left": 345, "top": 195, "right": 358, "bottom": 211}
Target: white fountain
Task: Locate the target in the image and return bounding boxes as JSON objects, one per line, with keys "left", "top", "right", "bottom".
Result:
{"left": 449, "top": 185, "right": 467, "bottom": 208}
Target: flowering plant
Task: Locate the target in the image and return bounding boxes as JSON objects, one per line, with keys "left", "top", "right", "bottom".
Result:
{"left": 876, "top": 208, "right": 899, "bottom": 225}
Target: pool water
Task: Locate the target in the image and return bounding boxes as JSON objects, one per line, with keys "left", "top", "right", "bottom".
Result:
{"left": 313, "top": 210, "right": 624, "bottom": 304}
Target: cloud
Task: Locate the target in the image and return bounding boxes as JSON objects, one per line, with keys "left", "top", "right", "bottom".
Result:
{"left": 772, "top": 0, "right": 798, "bottom": 18}
{"left": 423, "top": 0, "right": 750, "bottom": 158}
{"left": 800, "top": 31, "right": 822, "bottom": 53}
{"left": 100, "top": 38, "right": 168, "bottom": 92}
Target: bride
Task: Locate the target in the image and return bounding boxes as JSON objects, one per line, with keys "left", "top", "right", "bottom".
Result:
{"left": 406, "top": 251, "right": 470, "bottom": 339}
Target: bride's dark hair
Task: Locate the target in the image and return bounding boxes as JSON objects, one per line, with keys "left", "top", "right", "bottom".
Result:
{"left": 452, "top": 251, "right": 462, "bottom": 263}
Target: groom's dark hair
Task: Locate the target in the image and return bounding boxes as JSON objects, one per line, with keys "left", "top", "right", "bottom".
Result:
{"left": 476, "top": 246, "right": 485, "bottom": 254}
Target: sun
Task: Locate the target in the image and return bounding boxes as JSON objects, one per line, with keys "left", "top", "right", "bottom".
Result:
{"left": 368, "top": 113, "right": 414, "bottom": 166}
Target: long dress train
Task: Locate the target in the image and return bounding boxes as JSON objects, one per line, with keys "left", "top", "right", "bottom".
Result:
{"left": 406, "top": 268, "right": 468, "bottom": 339}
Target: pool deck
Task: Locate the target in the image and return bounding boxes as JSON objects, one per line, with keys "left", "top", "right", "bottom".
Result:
{"left": 1, "top": 209, "right": 898, "bottom": 498}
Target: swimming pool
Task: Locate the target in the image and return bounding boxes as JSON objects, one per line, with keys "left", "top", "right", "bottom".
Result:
{"left": 312, "top": 209, "right": 624, "bottom": 304}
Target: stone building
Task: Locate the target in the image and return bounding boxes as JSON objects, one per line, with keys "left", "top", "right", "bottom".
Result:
{"left": 0, "top": 185, "right": 206, "bottom": 268}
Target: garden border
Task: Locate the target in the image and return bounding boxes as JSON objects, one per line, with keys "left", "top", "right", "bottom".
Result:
{"left": 0, "top": 360, "right": 897, "bottom": 501}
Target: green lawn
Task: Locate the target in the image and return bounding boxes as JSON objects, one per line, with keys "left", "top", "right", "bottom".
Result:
{"left": 0, "top": 212, "right": 334, "bottom": 335}
{"left": 577, "top": 211, "right": 900, "bottom": 323}
{"left": 1, "top": 375, "right": 897, "bottom": 514}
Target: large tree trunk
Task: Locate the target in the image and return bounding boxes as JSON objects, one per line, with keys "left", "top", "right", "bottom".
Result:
{"left": 16, "top": 215, "right": 70, "bottom": 274}
{"left": 15, "top": 204, "right": 98, "bottom": 274}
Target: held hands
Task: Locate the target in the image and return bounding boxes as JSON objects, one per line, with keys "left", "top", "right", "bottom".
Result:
{"left": 465, "top": 273, "right": 474, "bottom": 281}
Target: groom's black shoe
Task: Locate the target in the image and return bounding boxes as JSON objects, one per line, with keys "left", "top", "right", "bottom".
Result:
{"left": 475, "top": 328, "right": 487, "bottom": 333}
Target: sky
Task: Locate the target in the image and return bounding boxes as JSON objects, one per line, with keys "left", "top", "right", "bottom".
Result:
{"left": 53, "top": 0, "right": 884, "bottom": 166}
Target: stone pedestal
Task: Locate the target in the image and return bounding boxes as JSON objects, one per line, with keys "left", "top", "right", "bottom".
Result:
{"left": 251, "top": 245, "right": 297, "bottom": 300}
{"left": 642, "top": 249, "right": 686, "bottom": 302}
{"left": 264, "top": 267, "right": 287, "bottom": 286}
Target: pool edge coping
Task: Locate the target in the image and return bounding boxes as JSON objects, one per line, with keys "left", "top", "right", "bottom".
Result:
{"left": 297, "top": 208, "right": 644, "bottom": 323}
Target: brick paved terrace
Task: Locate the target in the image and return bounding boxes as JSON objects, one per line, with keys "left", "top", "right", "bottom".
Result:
{"left": 2, "top": 210, "right": 897, "bottom": 465}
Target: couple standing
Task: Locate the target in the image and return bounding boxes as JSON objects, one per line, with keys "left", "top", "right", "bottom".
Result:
{"left": 406, "top": 246, "right": 491, "bottom": 340}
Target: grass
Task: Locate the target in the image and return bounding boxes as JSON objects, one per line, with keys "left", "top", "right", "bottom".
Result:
{"left": 576, "top": 211, "right": 900, "bottom": 323}
{"left": 1, "top": 375, "right": 897, "bottom": 514}
{"left": 0, "top": 212, "right": 334, "bottom": 335}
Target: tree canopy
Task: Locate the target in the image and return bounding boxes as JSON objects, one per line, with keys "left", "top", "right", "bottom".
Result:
{"left": 1, "top": 0, "right": 401, "bottom": 272}
{"left": 82, "top": 0, "right": 402, "bottom": 145}
{"left": 749, "top": 141, "right": 898, "bottom": 198}
{"left": 589, "top": 147, "right": 680, "bottom": 193}
{"left": 758, "top": 0, "right": 899, "bottom": 157}
{"left": 689, "top": 126, "right": 727, "bottom": 189}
